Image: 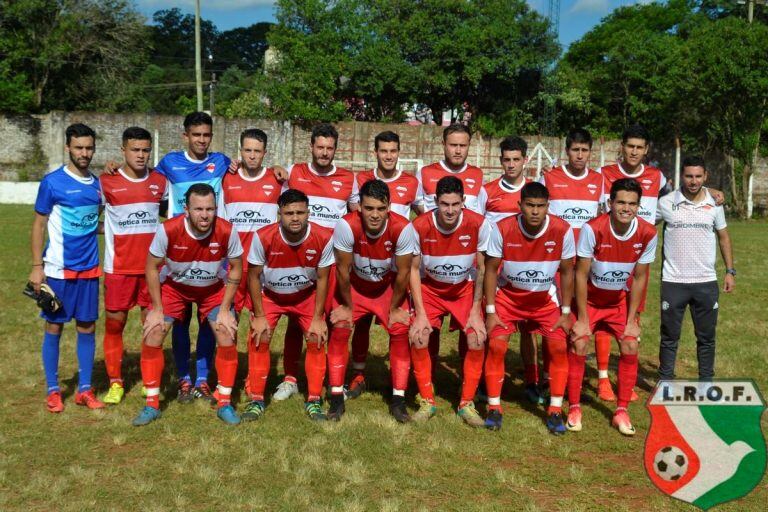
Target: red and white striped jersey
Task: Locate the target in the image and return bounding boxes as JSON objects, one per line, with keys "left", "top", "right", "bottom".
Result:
{"left": 415, "top": 161, "right": 486, "bottom": 214}
{"left": 355, "top": 169, "right": 419, "bottom": 219}
{"left": 149, "top": 215, "right": 243, "bottom": 291}
{"left": 333, "top": 211, "right": 416, "bottom": 293}
{"left": 100, "top": 169, "right": 167, "bottom": 275}
{"left": 481, "top": 176, "right": 531, "bottom": 224}
{"left": 487, "top": 214, "right": 575, "bottom": 309}
{"left": 247, "top": 222, "right": 334, "bottom": 301}
{"left": 284, "top": 162, "right": 358, "bottom": 228}
{"left": 222, "top": 167, "right": 280, "bottom": 260}
{"left": 539, "top": 166, "right": 602, "bottom": 239}
{"left": 576, "top": 214, "right": 657, "bottom": 307}
{"left": 412, "top": 209, "right": 492, "bottom": 296}
{"left": 599, "top": 163, "right": 666, "bottom": 224}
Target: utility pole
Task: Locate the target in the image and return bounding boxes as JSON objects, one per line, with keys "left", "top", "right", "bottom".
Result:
{"left": 195, "top": 0, "right": 203, "bottom": 111}
{"left": 210, "top": 73, "right": 216, "bottom": 116}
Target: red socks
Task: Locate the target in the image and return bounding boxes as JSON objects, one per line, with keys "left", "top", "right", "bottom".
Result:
{"left": 410, "top": 345, "right": 435, "bottom": 403}
{"left": 567, "top": 352, "right": 586, "bottom": 407}
{"left": 595, "top": 332, "right": 612, "bottom": 378}
{"left": 103, "top": 317, "right": 125, "bottom": 384}
{"left": 389, "top": 333, "right": 410, "bottom": 393}
{"left": 427, "top": 330, "right": 440, "bottom": 368}
{"left": 283, "top": 318, "right": 303, "bottom": 380}
{"left": 484, "top": 336, "right": 508, "bottom": 409}
{"left": 141, "top": 343, "right": 164, "bottom": 409}
{"left": 215, "top": 345, "right": 238, "bottom": 406}
{"left": 327, "top": 326, "right": 351, "bottom": 395}
{"left": 305, "top": 341, "right": 326, "bottom": 401}
{"left": 247, "top": 334, "right": 270, "bottom": 401}
{"left": 544, "top": 337, "right": 568, "bottom": 402}
{"left": 617, "top": 353, "right": 639, "bottom": 408}
{"left": 460, "top": 348, "right": 484, "bottom": 405}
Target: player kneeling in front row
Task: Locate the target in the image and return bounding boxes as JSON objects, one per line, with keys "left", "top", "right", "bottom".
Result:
{"left": 568, "top": 178, "right": 657, "bottom": 435}
{"left": 133, "top": 183, "right": 244, "bottom": 426}
{"left": 246, "top": 189, "right": 333, "bottom": 421}
{"left": 327, "top": 179, "right": 417, "bottom": 422}
{"left": 483, "top": 182, "right": 575, "bottom": 434}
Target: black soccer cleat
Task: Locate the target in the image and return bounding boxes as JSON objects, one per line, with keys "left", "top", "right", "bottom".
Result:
{"left": 327, "top": 394, "right": 345, "bottom": 421}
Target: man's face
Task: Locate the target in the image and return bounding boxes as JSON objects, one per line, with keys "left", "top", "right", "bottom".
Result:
{"left": 311, "top": 136, "right": 337, "bottom": 169}
{"left": 360, "top": 195, "right": 389, "bottom": 234}
{"left": 66, "top": 135, "right": 95, "bottom": 171}
{"left": 240, "top": 137, "right": 266, "bottom": 172}
{"left": 499, "top": 150, "right": 526, "bottom": 181}
{"left": 185, "top": 192, "right": 216, "bottom": 233}
{"left": 122, "top": 138, "right": 151, "bottom": 174}
{"left": 682, "top": 165, "right": 707, "bottom": 196}
{"left": 519, "top": 196, "right": 549, "bottom": 228}
{"left": 443, "top": 132, "right": 470, "bottom": 168}
{"left": 566, "top": 142, "right": 591, "bottom": 172}
{"left": 608, "top": 190, "right": 640, "bottom": 227}
{"left": 279, "top": 201, "right": 309, "bottom": 235}
{"left": 436, "top": 192, "right": 464, "bottom": 228}
{"left": 375, "top": 141, "right": 399, "bottom": 173}
{"left": 620, "top": 137, "right": 648, "bottom": 169}
{"left": 183, "top": 123, "right": 213, "bottom": 156}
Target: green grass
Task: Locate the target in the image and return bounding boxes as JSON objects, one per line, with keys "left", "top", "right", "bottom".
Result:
{"left": 0, "top": 204, "right": 765, "bottom": 511}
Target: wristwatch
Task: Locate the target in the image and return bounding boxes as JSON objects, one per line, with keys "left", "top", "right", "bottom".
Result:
{"left": 726, "top": 268, "right": 736, "bottom": 277}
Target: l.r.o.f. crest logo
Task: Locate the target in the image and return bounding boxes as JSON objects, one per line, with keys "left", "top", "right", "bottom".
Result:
{"left": 645, "top": 380, "right": 766, "bottom": 510}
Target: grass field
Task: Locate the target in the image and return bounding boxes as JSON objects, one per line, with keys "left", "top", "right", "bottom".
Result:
{"left": 0, "top": 203, "right": 765, "bottom": 511}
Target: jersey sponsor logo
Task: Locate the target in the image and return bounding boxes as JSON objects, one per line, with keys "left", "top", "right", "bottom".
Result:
{"left": 69, "top": 212, "right": 99, "bottom": 230}
{"left": 171, "top": 166, "right": 186, "bottom": 171}
{"left": 298, "top": 178, "right": 312, "bottom": 183}
{"left": 173, "top": 244, "right": 189, "bottom": 250}
{"left": 309, "top": 203, "right": 340, "bottom": 222}
{"left": 553, "top": 183, "right": 569, "bottom": 188}
{"left": 431, "top": 263, "right": 467, "bottom": 277}
{"left": 594, "top": 269, "right": 631, "bottom": 284}
{"left": 507, "top": 269, "right": 553, "bottom": 285}
{"left": 119, "top": 210, "right": 157, "bottom": 228}
{"left": 273, "top": 274, "right": 312, "bottom": 287}
{"left": 355, "top": 264, "right": 389, "bottom": 279}
{"left": 645, "top": 380, "right": 766, "bottom": 509}
{"left": 459, "top": 234, "right": 472, "bottom": 248}
{"left": 176, "top": 267, "right": 217, "bottom": 281}
{"left": 229, "top": 210, "right": 271, "bottom": 226}
{"left": 600, "top": 243, "right": 613, "bottom": 248}
{"left": 270, "top": 251, "right": 284, "bottom": 256}
{"left": 111, "top": 188, "right": 128, "bottom": 193}
{"left": 506, "top": 243, "right": 522, "bottom": 247}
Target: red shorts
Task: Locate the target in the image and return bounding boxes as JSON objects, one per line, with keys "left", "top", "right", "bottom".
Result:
{"left": 491, "top": 290, "right": 566, "bottom": 341}
{"left": 421, "top": 283, "right": 474, "bottom": 331}
{"left": 104, "top": 273, "right": 150, "bottom": 311}
{"left": 263, "top": 290, "right": 318, "bottom": 333}
{"left": 159, "top": 283, "right": 224, "bottom": 322}
{"left": 235, "top": 278, "right": 251, "bottom": 313}
{"left": 333, "top": 284, "right": 409, "bottom": 335}
{"left": 587, "top": 302, "right": 628, "bottom": 341}
{"left": 625, "top": 270, "right": 650, "bottom": 313}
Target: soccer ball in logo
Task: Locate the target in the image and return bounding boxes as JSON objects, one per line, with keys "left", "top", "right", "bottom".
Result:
{"left": 654, "top": 446, "right": 688, "bottom": 481}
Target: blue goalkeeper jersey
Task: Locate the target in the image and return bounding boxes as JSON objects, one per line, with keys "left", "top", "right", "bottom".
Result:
{"left": 155, "top": 151, "right": 231, "bottom": 217}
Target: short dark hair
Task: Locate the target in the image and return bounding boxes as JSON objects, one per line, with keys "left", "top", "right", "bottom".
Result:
{"left": 122, "top": 126, "right": 152, "bottom": 145}
{"left": 185, "top": 183, "right": 216, "bottom": 205}
{"left": 682, "top": 155, "right": 706, "bottom": 171}
{"left": 311, "top": 123, "right": 338, "bottom": 146}
{"left": 240, "top": 128, "right": 268, "bottom": 147}
{"left": 565, "top": 128, "right": 593, "bottom": 149}
{"left": 435, "top": 176, "right": 464, "bottom": 199}
{"left": 521, "top": 182, "right": 549, "bottom": 201}
{"left": 374, "top": 130, "right": 400, "bottom": 150}
{"left": 499, "top": 136, "right": 527, "bottom": 157}
{"left": 622, "top": 124, "right": 650, "bottom": 144}
{"left": 609, "top": 178, "right": 642, "bottom": 201}
{"left": 360, "top": 179, "right": 390, "bottom": 204}
{"left": 183, "top": 111, "right": 213, "bottom": 131}
{"left": 442, "top": 123, "right": 471, "bottom": 142}
{"left": 65, "top": 123, "right": 96, "bottom": 145}
{"left": 278, "top": 188, "right": 309, "bottom": 208}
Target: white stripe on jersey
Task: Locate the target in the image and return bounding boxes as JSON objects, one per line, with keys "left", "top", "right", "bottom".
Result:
{"left": 588, "top": 261, "right": 638, "bottom": 291}
{"left": 420, "top": 253, "right": 477, "bottom": 285}
{"left": 225, "top": 202, "right": 278, "bottom": 232}
{"left": 160, "top": 258, "right": 227, "bottom": 287}
{"left": 261, "top": 265, "right": 318, "bottom": 295}
{"left": 352, "top": 254, "right": 395, "bottom": 282}
{"left": 498, "top": 260, "right": 561, "bottom": 292}
{"left": 44, "top": 205, "right": 66, "bottom": 278}
{"left": 548, "top": 199, "right": 600, "bottom": 229}
{"left": 106, "top": 202, "right": 161, "bottom": 235}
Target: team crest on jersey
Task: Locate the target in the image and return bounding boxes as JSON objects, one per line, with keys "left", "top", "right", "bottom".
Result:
{"left": 645, "top": 380, "right": 765, "bottom": 510}
{"left": 587, "top": 183, "right": 598, "bottom": 194}
{"left": 545, "top": 240, "right": 556, "bottom": 254}
{"left": 642, "top": 178, "right": 653, "bottom": 190}
{"left": 332, "top": 180, "right": 343, "bottom": 192}
{"left": 263, "top": 184, "right": 275, "bottom": 196}
{"left": 459, "top": 234, "right": 471, "bottom": 248}
{"left": 306, "top": 248, "right": 317, "bottom": 261}
{"left": 396, "top": 186, "right": 407, "bottom": 198}
{"left": 210, "top": 241, "right": 220, "bottom": 255}
{"left": 206, "top": 163, "right": 216, "bottom": 173}
{"left": 149, "top": 184, "right": 160, "bottom": 196}
{"left": 465, "top": 178, "right": 476, "bottom": 189}
{"left": 384, "top": 240, "right": 393, "bottom": 252}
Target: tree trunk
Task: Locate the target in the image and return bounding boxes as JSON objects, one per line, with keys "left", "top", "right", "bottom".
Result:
{"left": 726, "top": 153, "right": 746, "bottom": 218}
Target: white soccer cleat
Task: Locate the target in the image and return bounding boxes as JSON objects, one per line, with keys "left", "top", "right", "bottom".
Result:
{"left": 272, "top": 380, "right": 299, "bottom": 401}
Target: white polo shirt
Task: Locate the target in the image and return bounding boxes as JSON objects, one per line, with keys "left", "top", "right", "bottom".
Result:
{"left": 657, "top": 188, "right": 726, "bottom": 283}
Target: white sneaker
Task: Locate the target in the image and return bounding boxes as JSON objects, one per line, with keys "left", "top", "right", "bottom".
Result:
{"left": 272, "top": 380, "right": 299, "bottom": 401}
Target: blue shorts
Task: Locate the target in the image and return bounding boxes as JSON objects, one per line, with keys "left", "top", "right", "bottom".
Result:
{"left": 40, "top": 277, "right": 99, "bottom": 324}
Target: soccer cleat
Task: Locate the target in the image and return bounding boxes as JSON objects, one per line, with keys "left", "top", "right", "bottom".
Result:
{"left": 46, "top": 391, "right": 64, "bottom": 413}
{"left": 242, "top": 400, "right": 266, "bottom": 421}
{"left": 566, "top": 407, "right": 583, "bottom": 432}
{"left": 630, "top": 388, "right": 640, "bottom": 402}
{"left": 103, "top": 382, "right": 125, "bottom": 405}
{"left": 272, "top": 380, "right": 299, "bottom": 401}
{"left": 474, "top": 381, "right": 488, "bottom": 404}
{"left": 193, "top": 382, "right": 217, "bottom": 406}
{"left": 457, "top": 402, "right": 485, "bottom": 428}
{"left": 485, "top": 409, "right": 503, "bottom": 431}
{"left": 345, "top": 374, "right": 367, "bottom": 400}
{"left": 177, "top": 379, "right": 195, "bottom": 404}
{"left": 524, "top": 384, "right": 542, "bottom": 405}
{"left": 597, "top": 378, "right": 617, "bottom": 401}
{"left": 389, "top": 398, "right": 411, "bottom": 423}
{"left": 612, "top": 409, "right": 636, "bottom": 436}
{"left": 75, "top": 389, "right": 106, "bottom": 409}
{"left": 412, "top": 396, "right": 437, "bottom": 422}
{"left": 216, "top": 405, "right": 241, "bottom": 425}
{"left": 141, "top": 385, "right": 147, "bottom": 398}
{"left": 304, "top": 400, "right": 327, "bottom": 421}
{"left": 132, "top": 406, "right": 161, "bottom": 426}
{"left": 327, "top": 394, "right": 345, "bottom": 421}
{"left": 546, "top": 412, "right": 567, "bottom": 435}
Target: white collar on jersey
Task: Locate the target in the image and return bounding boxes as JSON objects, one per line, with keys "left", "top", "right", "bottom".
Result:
{"left": 518, "top": 214, "right": 550, "bottom": 239}
{"left": 184, "top": 151, "right": 210, "bottom": 164}
{"left": 432, "top": 210, "right": 463, "bottom": 235}
{"left": 498, "top": 176, "right": 526, "bottom": 193}
{"left": 439, "top": 160, "right": 468, "bottom": 174}
{"left": 373, "top": 168, "right": 402, "bottom": 182}
{"left": 117, "top": 167, "right": 150, "bottom": 183}
{"left": 562, "top": 165, "right": 592, "bottom": 181}
{"left": 238, "top": 166, "right": 268, "bottom": 182}
{"left": 279, "top": 223, "right": 311, "bottom": 246}
{"left": 309, "top": 162, "right": 337, "bottom": 176}
{"left": 63, "top": 165, "right": 95, "bottom": 184}
{"left": 618, "top": 161, "right": 645, "bottom": 178}
{"left": 673, "top": 187, "right": 716, "bottom": 207}
{"left": 608, "top": 216, "right": 638, "bottom": 241}
{"left": 184, "top": 217, "right": 212, "bottom": 240}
